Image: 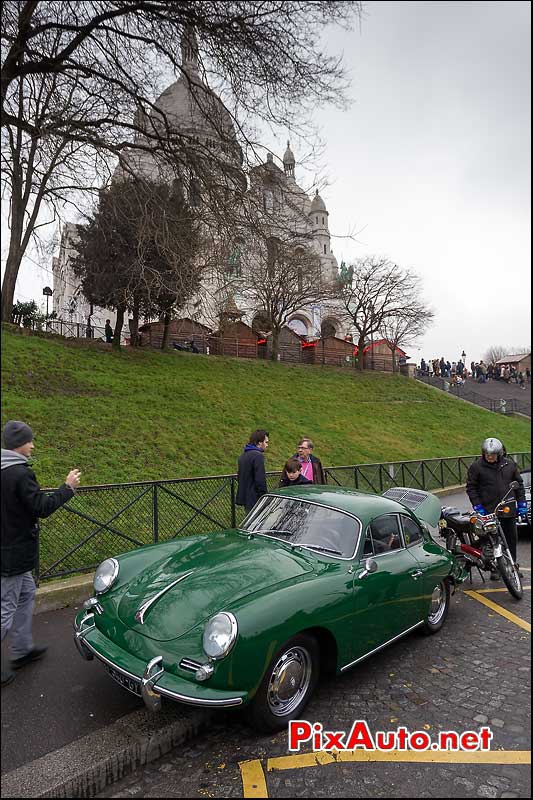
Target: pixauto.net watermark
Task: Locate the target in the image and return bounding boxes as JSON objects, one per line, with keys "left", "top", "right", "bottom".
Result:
{"left": 288, "top": 720, "right": 493, "bottom": 753}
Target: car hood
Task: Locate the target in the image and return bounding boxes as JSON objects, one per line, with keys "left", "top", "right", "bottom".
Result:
{"left": 117, "top": 532, "right": 313, "bottom": 641}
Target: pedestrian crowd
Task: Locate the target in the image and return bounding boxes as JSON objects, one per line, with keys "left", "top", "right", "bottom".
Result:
{"left": 417, "top": 357, "right": 530, "bottom": 389}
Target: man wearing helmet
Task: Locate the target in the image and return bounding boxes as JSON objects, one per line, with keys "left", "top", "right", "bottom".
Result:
{"left": 466, "top": 438, "right": 526, "bottom": 578}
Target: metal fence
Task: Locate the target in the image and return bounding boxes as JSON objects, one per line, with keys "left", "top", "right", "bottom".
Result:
{"left": 37, "top": 452, "right": 531, "bottom": 584}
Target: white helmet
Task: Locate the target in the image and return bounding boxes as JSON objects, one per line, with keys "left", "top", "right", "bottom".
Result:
{"left": 481, "top": 437, "right": 503, "bottom": 459}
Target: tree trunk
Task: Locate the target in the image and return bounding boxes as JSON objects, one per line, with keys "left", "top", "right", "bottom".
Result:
{"left": 392, "top": 350, "right": 398, "bottom": 372}
{"left": 270, "top": 326, "right": 281, "bottom": 361}
{"left": 356, "top": 335, "right": 365, "bottom": 370}
{"left": 1, "top": 195, "right": 25, "bottom": 323}
{"left": 113, "top": 304, "right": 125, "bottom": 349}
{"left": 161, "top": 310, "right": 171, "bottom": 350}
{"left": 129, "top": 301, "right": 140, "bottom": 346}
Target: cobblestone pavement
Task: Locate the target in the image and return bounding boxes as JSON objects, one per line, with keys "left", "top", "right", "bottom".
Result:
{"left": 99, "top": 532, "right": 531, "bottom": 799}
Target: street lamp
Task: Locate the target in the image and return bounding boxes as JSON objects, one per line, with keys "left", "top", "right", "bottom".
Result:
{"left": 42, "top": 286, "right": 53, "bottom": 321}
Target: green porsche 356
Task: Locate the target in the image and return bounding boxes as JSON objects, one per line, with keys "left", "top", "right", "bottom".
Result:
{"left": 74, "top": 486, "right": 466, "bottom": 731}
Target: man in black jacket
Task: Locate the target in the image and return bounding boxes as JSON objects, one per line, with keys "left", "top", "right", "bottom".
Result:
{"left": 1, "top": 421, "right": 81, "bottom": 686}
{"left": 466, "top": 437, "right": 526, "bottom": 579}
{"left": 236, "top": 430, "right": 269, "bottom": 513}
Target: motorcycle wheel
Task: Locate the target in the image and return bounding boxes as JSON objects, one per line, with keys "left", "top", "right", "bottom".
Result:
{"left": 496, "top": 554, "right": 523, "bottom": 600}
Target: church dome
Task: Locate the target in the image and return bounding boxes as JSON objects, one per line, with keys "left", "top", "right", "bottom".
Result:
{"left": 283, "top": 141, "right": 295, "bottom": 166}
{"left": 310, "top": 189, "right": 327, "bottom": 213}
{"left": 150, "top": 29, "right": 242, "bottom": 168}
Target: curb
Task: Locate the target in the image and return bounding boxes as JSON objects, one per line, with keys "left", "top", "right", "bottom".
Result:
{"left": 432, "top": 484, "right": 466, "bottom": 498}
{"left": 35, "top": 574, "right": 94, "bottom": 614}
{"left": 0, "top": 705, "right": 215, "bottom": 798}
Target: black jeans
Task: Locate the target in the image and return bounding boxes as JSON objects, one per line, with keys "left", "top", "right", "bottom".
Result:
{"left": 500, "top": 517, "right": 518, "bottom": 562}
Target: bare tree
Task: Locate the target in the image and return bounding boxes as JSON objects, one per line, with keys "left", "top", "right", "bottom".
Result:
{"left": 337, "top": 257, "right": 429, "bottom": 371}
{"left": 1, "top": 1, "right": 362, "bottom": 321}
{"left": 379, "top": 300, "right": 434, "bottom": 372}
{"left": 239, "top": 237, "right": 329, "bottom": 360}
{"left": 483, "top": 345, "right": 531, "bottom": 363}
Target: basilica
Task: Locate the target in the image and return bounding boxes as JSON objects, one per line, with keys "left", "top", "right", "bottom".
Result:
{"left": 52, "top": 31, "right": 348, "bottom": 342}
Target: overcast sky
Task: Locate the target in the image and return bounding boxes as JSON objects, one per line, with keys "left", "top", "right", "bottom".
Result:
{"left": 3, "top": 1, "right": 531, "bottom": 364}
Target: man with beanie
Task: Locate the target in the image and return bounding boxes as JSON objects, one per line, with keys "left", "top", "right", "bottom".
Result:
{"left": 236, "top": 430, "right": 269, "bottom": 513}
{"left": 1, "top": 421, "right": 81, "bottom": 686}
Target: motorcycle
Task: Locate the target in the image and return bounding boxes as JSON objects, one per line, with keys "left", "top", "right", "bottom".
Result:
{"left": 439, "top": 481, "right": 523, "bottom": 600}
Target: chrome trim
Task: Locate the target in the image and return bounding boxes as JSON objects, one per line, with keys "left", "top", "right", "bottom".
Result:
{"left": 340, "top": 620, "right": 425, "bottom": 672}
{"left": 80, "top": 637, "right": 243, "bottom": 707}
{"left": 180, "top": 658, "right": 203, "bottom": 673}
{"left": 83, "top": 597, "right": 103, "bottom": 614}
{"left": 135, "top": 570, "right": 194, "bottom": 624}
{"left": 141, "top": 656, "right": 164, "bottom": 711}
{"left": 242, "top": 495, "right": 363, "bottom": 561}
{"left": 73, "top": 612, "right": 96, "bottom": 660}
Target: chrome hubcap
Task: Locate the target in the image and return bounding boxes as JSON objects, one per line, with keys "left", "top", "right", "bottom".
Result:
{"left": 267, "top": 646, "right": 312, "bottom": 717}
{"left": 428, "top": 583, "right": 446, "bottom": 624}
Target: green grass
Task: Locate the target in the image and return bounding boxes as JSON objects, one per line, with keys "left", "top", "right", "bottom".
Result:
{"left": 1, "top": 325, "right": 530, "bottom": 488}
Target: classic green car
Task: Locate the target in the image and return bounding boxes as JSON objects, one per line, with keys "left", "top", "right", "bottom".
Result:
{"left": 74, "top": 486, "right": 465, "bottom": 731}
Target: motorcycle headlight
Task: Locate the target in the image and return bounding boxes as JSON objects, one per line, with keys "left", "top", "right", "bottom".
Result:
{"left": 202, "top": 612, "right": 238, "bottom": 660}
{"left": 93, "top": 558, "right": 119, "bottom": 594}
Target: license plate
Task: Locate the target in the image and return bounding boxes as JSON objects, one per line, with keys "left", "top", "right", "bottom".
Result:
{"left": 104, "top": 664, "right": 142, "bottom": 697}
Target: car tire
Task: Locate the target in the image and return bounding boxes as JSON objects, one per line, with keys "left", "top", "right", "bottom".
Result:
{"left": 246, "top": 633, "right": 319, "bottom": 732}
{"left": 422, "top": 579, "right": 450, "bottom": 635}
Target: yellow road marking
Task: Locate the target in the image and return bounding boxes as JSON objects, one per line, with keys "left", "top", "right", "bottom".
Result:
{"left": 240, "top": 758, "right": 268, "bottom": 798}
{"left": 473, "top": 585, "right": 531, "bottom": 593}
{"left": 464, "top": 590, "right": 531, "bottom": 632}
{"left": 240, "top": 750, "right": 531, "bottom": 796}
{"left": 268, "top": 750, "right": 532, "bottom": 769}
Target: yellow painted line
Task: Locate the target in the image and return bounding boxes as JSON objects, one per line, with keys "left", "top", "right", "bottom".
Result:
{"left": 465, "top": 590, "right": 531, "bottom": 632}
{"left": 240, "top": 750, "right": 531, "bottom": 796}
{"left": 473, "top": 585, "right": 531, "bottom": 594}
{"left": 267, "top": 750, "right": 531, "bottom": 771}
{"left": 240, "top": 758, "right": 268, "bottom": 798}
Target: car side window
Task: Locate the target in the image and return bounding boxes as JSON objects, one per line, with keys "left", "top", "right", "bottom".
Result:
{"left": 362, "top": 529, "right": 374, "bottom": 556}
{"left": 369, "top": 515, "right": 402, "bottom": 555}
{"left": 401, "top": 515, "right": 424, "bottom": 546}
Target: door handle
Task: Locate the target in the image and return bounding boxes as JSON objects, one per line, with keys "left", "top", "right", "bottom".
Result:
{"left": 410, "top": 569, "right": 423, "bottom": 579}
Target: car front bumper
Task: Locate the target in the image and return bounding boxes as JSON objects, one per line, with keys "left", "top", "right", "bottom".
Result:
{"left": 73, "top": 611, "right": 246, "bottom": 711}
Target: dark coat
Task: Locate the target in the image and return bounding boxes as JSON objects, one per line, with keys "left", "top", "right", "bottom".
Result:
{"left": 278, "top": 474, "right": 312, "bottom": 488}
{"left": 1, "top": 461, "right": 74, "bottom": 576}
{"left": 236, "top": 446, "right": 267, "bottom": 513}
{"left": 466, "top": 456, "right": 525, "bottom": 514}
{"left": 292, "top": 454, "right": 326, "bottom": 485}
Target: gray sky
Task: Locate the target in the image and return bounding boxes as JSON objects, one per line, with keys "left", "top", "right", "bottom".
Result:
{"left": 3, "top": 1, "right": 531, "bottom": 364}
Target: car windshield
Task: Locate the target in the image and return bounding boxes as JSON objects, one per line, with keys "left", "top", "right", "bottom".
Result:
{"left": 241, "top": 496, "right": 360, "bottom": 558}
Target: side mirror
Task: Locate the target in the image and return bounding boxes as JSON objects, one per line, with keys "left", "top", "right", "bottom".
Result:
{"left": 358, "top": 557, "right": 378, "bottom": 579}
{"left": 509, "top": 481, "right": 520, "bottom": 490}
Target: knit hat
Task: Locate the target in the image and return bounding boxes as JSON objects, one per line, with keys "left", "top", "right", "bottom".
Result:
{"left": 2, "top": 420, "right": 34, "bottom": 449}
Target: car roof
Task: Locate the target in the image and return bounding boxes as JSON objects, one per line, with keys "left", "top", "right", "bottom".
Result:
{"left": 268, "top": 485, "right": 414, "bottom": 522}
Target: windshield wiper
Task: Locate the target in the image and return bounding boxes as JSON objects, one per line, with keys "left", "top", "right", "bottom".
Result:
{"left": 251, "top": 529, "right": 295, "bottom": 536}
{"left": 298, "top": 543, "right": 343, "bottom": 556}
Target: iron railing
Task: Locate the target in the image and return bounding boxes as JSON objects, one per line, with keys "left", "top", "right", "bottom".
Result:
{"left": 36, "top": 452, "right": 531, "bottom": 584}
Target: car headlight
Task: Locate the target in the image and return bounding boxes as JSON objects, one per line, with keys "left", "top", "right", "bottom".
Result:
{"left": 202, "top": 612, "right": 238, "bottom": 660}
{"left": 93, "top": 558, "right": 119, "bottom": 594}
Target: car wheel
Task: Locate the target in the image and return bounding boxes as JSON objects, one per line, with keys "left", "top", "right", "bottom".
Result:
{"left": 422, "top": 579, "right": 450, "bottom": 634}
{"left": 246, "top": 634, "right": 319, "bottom": 732}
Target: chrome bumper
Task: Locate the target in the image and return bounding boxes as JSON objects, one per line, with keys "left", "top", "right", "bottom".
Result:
{"left": 73, "top": 611, "right": 243, "bottom": 711}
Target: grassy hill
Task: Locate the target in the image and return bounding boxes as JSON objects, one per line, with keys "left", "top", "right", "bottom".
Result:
{"left": 1, "top": 326, "right": 530, "bottom": 487}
